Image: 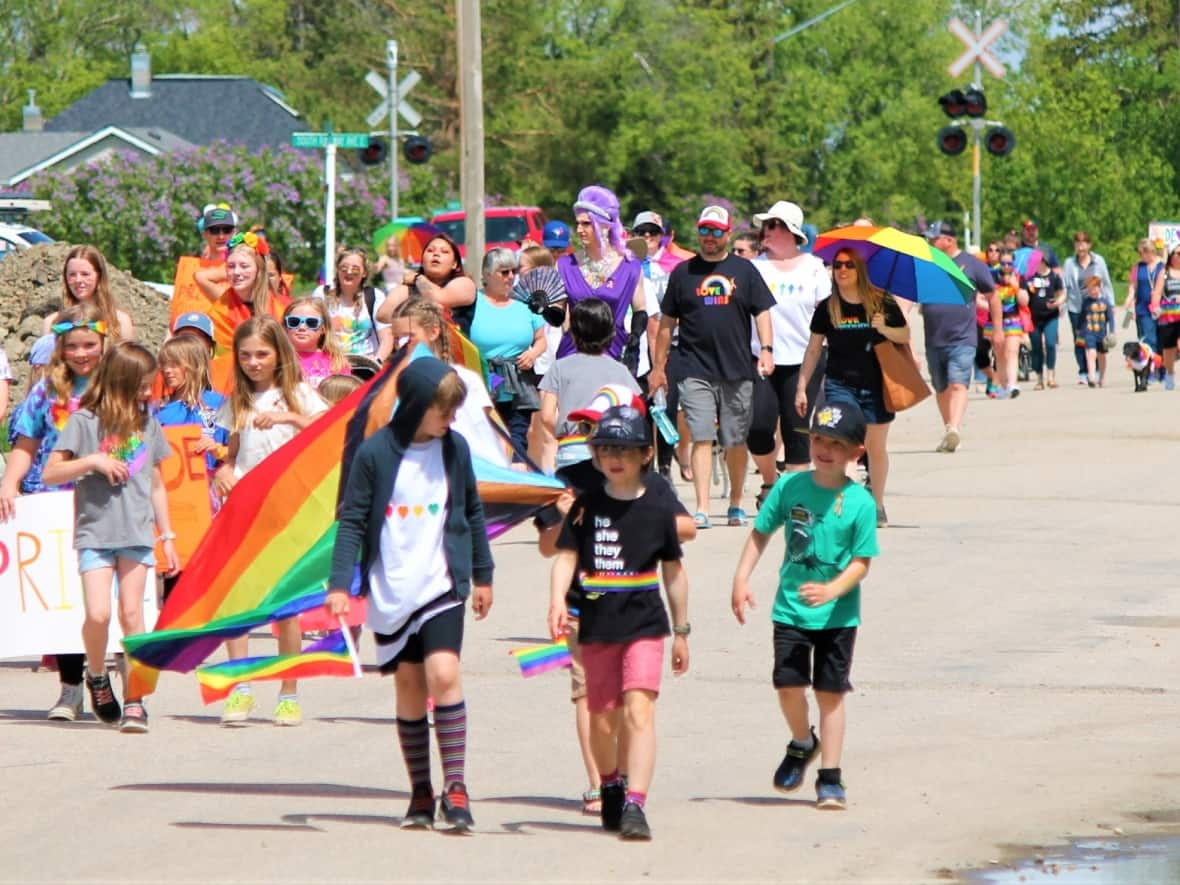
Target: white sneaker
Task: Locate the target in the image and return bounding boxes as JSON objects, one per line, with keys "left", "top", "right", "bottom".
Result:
{"left": 943, "top": 428, "right": 961, "bottom": 452}
{"left": 47, "top": 683, "right": 84, "bottom": 721}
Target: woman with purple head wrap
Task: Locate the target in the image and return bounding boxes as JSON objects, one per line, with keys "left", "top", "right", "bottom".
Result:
{"left": 556, "top": 185, "right": 646, "bottom": 367}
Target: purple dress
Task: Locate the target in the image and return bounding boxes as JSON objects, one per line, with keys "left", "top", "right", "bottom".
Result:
{"left": 556, "top": 254, "right": 642, "bottom": 360}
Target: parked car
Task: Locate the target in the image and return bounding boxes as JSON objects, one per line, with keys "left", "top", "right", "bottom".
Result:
{"left": 0, "top": 222, "right": 53, "bottom": 259}
{"left": 429, "top": 206, "right": 547, "bottom": 257}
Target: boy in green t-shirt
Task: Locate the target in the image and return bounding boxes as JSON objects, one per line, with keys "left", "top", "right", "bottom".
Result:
{"left": 731, "top": 400, "right": 878, "bottom": 810}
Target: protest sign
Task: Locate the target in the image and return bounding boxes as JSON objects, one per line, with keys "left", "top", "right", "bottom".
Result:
{"left": 156, "top": 424, "right": 214, "bottom": 569}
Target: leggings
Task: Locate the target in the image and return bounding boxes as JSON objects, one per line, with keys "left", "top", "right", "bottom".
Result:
{"left": 1029, "top": 317, "right": 1058, "bottom": 373}
{"left": 56, "top": 653, "right": 84, "bottom": 686}
{"left": 748, "top": 352, "right": 826, "bottom": 465}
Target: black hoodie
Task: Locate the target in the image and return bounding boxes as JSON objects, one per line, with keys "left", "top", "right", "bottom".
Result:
{"left": 329, "top": 356, "right": 494, "bottom": 599}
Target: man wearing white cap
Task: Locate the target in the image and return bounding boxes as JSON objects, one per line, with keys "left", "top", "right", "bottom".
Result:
{"left": 650, "top": 205, "right": 775, "bottom": 529}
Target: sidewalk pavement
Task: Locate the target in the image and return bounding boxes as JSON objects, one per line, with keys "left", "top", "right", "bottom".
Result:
{"left": 2, "top": 351, "right": 1178, "bottom": 884}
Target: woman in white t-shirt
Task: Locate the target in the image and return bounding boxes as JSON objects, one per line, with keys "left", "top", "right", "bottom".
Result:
{"left": 746, "top": 202, "right": 830, "bottom": 506}
{"left": 313, "top": 247, "right": 394, "bottom": 363}
{"left": 211, "top": 316, "right": 328, "bottom": 727}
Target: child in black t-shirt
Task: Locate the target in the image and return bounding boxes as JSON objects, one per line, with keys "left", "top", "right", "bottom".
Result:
{"left": 549, "top": 405, "right": 690, "bottom": 841}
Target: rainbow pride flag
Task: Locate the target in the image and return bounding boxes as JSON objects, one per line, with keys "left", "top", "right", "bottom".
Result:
{"left": 195, "top": 631, "right": 356, "bottom": 704}
{"left": 123, "top": 345, "right": 564, "bottom": 696}
{"left": 509, "top": 637, "right": 572, "bottom": 678}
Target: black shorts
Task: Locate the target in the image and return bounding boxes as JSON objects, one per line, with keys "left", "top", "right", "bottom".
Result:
{"left": 1158, "top": 322, "right": 1180, "bottom": 351}
{"left": 772, "top": 623, "right": 857, "bottom": 693}
{"left": 377, "top": 602, "right": 465, "bottom": 674}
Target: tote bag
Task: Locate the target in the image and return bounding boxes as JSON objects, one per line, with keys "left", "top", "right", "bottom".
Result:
{"left": 873, "top": 341, "right": 931, "bottom": 412}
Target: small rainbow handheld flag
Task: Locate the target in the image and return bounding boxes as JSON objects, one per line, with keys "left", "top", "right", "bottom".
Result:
{"left": 195, "top": 630, "right": 358, "bottom": 705}
{"left": 509, "top": 637, "right": 572, "bottom": 678}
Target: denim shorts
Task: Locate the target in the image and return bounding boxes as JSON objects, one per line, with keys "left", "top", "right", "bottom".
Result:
{"left": 77, "top": 546, "right": 156, "bottom": 574}
{"left": 926, "top": 344, "right": 976, "bottom": 392}
{"left": 823, "top": 377, "right": 893, "bottom": 425}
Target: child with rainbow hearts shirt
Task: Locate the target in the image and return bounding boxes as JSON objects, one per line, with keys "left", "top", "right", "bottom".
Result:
{"left": 548, "top": 404, "right": 690, "bottom": 841}
{"left": 731, "top": 400, "right": 879, "bottom": 810}
{"left": 43, "top": 342, "right": 179, "bottom": 733}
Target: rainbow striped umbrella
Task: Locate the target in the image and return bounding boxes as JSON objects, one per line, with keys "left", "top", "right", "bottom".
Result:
{"left": 812, "top": 226, "right": 974, "bottom": 305}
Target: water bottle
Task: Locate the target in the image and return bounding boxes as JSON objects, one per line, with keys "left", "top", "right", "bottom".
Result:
{"left": 651, "top": 389, "right": 679, "bottom": 445}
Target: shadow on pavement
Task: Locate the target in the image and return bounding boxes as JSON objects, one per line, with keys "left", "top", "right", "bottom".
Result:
{"left": 113, "top": 781, "right": 407, "bottom": 800}
{"left": 483, "top": 794, "right": 581, "bottom": 812}
{"left": 281, "top": 812, "right": 399, "bottom": 828}
{"left": 0, "top": 708, "right": 107, "bottom": 727}
{"left": 499, "top": 819, "right": 600, "bottom": 834}
{"left": 173, "top": 820, "right": 321, "bottom": 832}
{"left": 690, "top": 795, "right": 815, "bottom": 808}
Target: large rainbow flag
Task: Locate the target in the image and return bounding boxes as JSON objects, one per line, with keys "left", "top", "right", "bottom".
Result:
{"left": 195, "top": 630, "right": 357, "bottom": 704}
{"left": 123, "top": 344, "right": 564, "bottom": 695}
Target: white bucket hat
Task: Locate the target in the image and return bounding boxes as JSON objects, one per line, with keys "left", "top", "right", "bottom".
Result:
{"left": 753, "top": 200, "right": 807, "bottom": 242}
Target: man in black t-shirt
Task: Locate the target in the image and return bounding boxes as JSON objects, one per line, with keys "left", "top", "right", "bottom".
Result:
{"left": 649, "top": 205, "right": 775, "bottom": 528}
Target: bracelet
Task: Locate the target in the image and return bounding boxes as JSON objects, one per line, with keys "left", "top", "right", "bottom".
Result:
{"left": 672, "top": 622, "right": 691, "bottom": 636}
{"left": 158, "top": 532, "right": 176, "bottom": 541}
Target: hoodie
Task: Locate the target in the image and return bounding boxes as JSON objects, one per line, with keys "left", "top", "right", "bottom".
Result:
{"left": 329, "top": 356, "right": 494, "bottom": 602}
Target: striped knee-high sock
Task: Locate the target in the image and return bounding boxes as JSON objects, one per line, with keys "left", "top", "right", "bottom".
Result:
{"left": 433, "top": 700, "right": 467, "bottom": 788}
{"left": 396, "top": 716, "right": 432, "bottom": 789}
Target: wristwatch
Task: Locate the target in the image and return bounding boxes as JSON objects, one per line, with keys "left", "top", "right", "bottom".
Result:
{"left": 760, "top": 344, "right": 774, "bottom": 353}
{"left": 672, "top": 623, "right": 691, "bottom": 636}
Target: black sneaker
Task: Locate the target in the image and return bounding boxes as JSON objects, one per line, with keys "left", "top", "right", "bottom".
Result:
{"left": 119, "top": 700, "right": 149, "bottom": 734}
{"left": 619, "top": 802, "right": 652, "bottom": 840}
{"left": 400, "top": 783, "right": 435, "bottom": 829}
{"left": 600, "top": 781, "right": 625, "bottom": 832}
{"left": 773, "top": 727, "right": 819, "bottom": 793}
{"left": 86, "top": 672, "right": 121, "bottom": 724}
{"left": 436, "top": 782, "right": 474, "bottom": 833}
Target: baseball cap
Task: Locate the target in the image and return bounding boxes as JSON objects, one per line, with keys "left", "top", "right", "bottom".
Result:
{"left": 589, "top": 405, "right": 652, "bottom": 448}
{"left": 810, "top": 401, "right": 866, "bottom": 445}
{"left": 696, "top": 205, "right": 731, "bottom": 231}
{"left": 542, "top": 220, "right": 571, "bottom": 249}
{"left": 172, "top": 312, "right": 215, "bottom": 340}
{"left": 631, "top": 211, "right": 665, "bottom": 233}
{"left": 201, "top": 203, "right": 237, "bottom": 231}
{"left": 1022, "top": 218, "right": 1038, "bottom": 230}
{"left": 924, "top": 220, "right": 955, "bottom": 240}
{"left": 752, "top": 200, "right": 808, "bottom": 242}
{"left": 567, "top": 383, "right": 647, "bottom": 424}
{"left": 28, "top": 332, "right": 55, "bottom": 367}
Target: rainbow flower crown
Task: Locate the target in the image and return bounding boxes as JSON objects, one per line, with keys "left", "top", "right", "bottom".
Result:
{"left": 228, "top": 231, "right": 270, "bottom": 257}
{"left": 51, "top": 320, "right": 108, "bottom": 336}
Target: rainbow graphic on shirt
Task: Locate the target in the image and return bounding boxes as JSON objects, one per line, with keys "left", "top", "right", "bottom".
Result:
{"left": 557, "top": 431, "right": 590, "bottom": 452}
{"left": 580, "top": 569, "right": 660, "bottom": 593}
{"left": 101, "top": 433, "right": 148, "bottom": 478}
{"left": 1159, "top": 295, "right": 1180, "bottom": 324}
{"left": 49, "top": 398, "right": 77, "bottom": 432}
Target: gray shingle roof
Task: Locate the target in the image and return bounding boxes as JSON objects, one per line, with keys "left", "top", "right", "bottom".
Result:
{"left": 0, "top": 127, "right": 194, "bottom": 185}
{"left": 45, "top": 76, "right": 304, "bottom": 152}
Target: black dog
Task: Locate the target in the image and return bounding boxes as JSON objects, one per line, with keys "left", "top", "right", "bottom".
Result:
{"left": 1123, "top": 341, "right": 1158, "bottom": 392}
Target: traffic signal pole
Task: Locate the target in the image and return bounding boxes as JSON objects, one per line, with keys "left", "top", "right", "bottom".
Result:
{"left": 970, "top": 11, "right": 983, "bottom": 252}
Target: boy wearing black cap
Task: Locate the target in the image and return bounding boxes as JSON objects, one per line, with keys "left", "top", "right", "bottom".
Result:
{"left": 548, "top": 405, "right": 690, "bottom": 841}
{"left": 731, "top": 400, "right": 879, "bottom": 810}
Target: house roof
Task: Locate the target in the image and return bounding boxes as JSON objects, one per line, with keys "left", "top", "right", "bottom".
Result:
{"left": 45, "top": 76, "right": 303, "bottom": 152}
{"left": 0, "top": 126, "right": 194, "bottom": 186}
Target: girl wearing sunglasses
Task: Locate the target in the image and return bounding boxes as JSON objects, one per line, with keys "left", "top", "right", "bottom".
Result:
{"left": 282, "top": 298, "right": 351, "bottom": 390}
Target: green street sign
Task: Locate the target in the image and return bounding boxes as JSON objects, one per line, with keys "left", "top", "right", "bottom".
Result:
{"left": 291, "top": 132, "right": 371, "bottom": 149}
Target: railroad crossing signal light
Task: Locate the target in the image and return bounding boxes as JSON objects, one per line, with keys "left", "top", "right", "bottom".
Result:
{"left": 359, "top": 137, "right": 388, "bottom": 166}
{"left": 937, "top": 126, "right": 968, "bottom": 156}
{"left": 403, "top": 135, "right": 433, "bottom": 165}
{"left": 984, "top": 126, "right": 1016, "bottom": 157}
{"left": 939, "top": 89, "right": 968, "bottom": 118}
{"left": 963, "top": 88, "right": 987, "bottom": 117}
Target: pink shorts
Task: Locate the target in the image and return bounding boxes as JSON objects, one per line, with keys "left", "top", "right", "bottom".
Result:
{"left": 581, "top": 636, "right": 665, "bottom": 713}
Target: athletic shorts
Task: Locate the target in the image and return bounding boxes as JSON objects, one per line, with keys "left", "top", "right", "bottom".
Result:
{"left": 78, "top": 545, "right": 155, "bottom": 574}
{"left": 677, "top": 377, "right": 753, "bottom": 447}
{"left": 1157, "top": 321, "right": 1180, "bottom": 350}
{"left": 378, "top": 602, "right": 464, "bottom": 674}
{"left": 772, "top": 622, "right": 857, "bottom": 693}
{"left": 581, "top": 636, "right": 665, "bottom": 712}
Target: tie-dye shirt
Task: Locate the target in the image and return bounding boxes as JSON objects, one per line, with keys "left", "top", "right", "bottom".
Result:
{"left": 315, "top": 286, "right": 388, "bottom": 357}
{"left": 8, "top": 375, "right": 90, "bottom": 494}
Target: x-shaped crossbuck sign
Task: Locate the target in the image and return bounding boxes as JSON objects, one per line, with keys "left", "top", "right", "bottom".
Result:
{"left": 947, "top": 17, "right": 1006, "bottom": 79}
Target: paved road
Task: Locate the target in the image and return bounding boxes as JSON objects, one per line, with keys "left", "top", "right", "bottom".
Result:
{"left": 2, "top": 349, "right": 1178, "bottom": 884}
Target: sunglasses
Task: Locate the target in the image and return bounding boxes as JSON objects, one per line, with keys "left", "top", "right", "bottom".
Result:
{"left": 1000, "top": 261, "right": 1016, "bottom": 269}
{"left": 206, "top": 226, "right": 234, "bottom": 235}
{"left": 52, "top": 320, "right": 108, "bottom": 336}
{"left": 284, "top": 315, "right": 323, "bottom": 331}
{"left": 761, "top": 218, "right": 787, "bottom": 231}
{"left": 831, "top": 260, "right": 856, "bottom": 270}
{"left": 495, "top": 267, "right": 517, "bottom": 276}
{"left": 697, "top": 226, "right": 727, "bottom": 239}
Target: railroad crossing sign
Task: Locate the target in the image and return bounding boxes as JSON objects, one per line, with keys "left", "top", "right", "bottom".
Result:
{"left": 365, "top": 69, "right": 422, "bottom": 128}
{"left": 947, "top": 17, "right": 1006, "bottom": 79}
{"left": 291, "top": 131, "right": 371, "bottom": 149}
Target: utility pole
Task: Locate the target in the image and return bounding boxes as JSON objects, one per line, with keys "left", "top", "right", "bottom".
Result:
{"left": 457, "top": 0, "right": 485, "bottom": 262}
{"left": 387, "top": 39, "right": 399, "bottom": 222}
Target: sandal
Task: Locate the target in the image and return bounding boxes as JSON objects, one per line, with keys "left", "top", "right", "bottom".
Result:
{"left": 693, "top": 512, "right": 711, "bottom": 529}
{"left": 755, "top": 482, "right": 775, "bottom": 510}
{"left": 678, "top": 460, "right": 694, "bottom": 482}
{"left": 582, "top": 787, "right": 602, "bottom": 815}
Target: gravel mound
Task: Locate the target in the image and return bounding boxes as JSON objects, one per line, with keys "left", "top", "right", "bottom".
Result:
{"left": 0, "top": 244, "right": 171, "bottom": 398}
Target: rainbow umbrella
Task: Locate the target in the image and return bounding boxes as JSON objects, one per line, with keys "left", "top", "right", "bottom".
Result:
{"left": 1013, "top": 247, "right": 1044, "bottom": 282}
{"left": 399, "top": 222, "right": 445, "bottom": 265}
{"left": 371, "top": 217, "right": 427, "bottom": 255}
{"left": 812, "top": 226, "right": 974, "bottom": 305}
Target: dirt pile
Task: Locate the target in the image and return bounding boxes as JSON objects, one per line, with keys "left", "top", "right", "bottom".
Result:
{"left": 0, "top": 244, "right": 171, "bottom": 397}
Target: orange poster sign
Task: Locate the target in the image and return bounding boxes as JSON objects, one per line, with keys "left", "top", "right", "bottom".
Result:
{"left": 156, "top": 425, "right": 215, "bottom": 569}
{"left": 171, "top": 256, "right": 221, "bottom": 327}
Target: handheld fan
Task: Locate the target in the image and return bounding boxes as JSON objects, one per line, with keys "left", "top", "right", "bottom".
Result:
{"left": 511, "top": 266, "right": 568, "bottom": 326}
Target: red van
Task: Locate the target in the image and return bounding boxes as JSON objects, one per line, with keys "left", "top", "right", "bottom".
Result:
{"left": 429, "top": 206, "right": 547, "bottom": 257}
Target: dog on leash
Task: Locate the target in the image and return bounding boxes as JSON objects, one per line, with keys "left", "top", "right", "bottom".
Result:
{"left": 1123, "top": 341, "right": 1161, "bottom": 392}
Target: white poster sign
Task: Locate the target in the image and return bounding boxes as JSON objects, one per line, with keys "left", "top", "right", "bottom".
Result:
{"left": 0, "top": 491, "right": 158, "bottom": 659}
{"left": 1148, "top": 221, "right": 1180, "bottom": 255}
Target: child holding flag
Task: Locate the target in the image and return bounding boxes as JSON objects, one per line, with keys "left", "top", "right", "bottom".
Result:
{"left": 327, "top": 355, "right": 493, "bottom": 833}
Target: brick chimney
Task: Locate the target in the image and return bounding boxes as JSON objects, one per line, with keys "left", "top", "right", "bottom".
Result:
{"left": 130, "top": 45, "right": 152, "bottom": 99}
{"left": 22, "top": 89, "right": 43, "bottom": 131}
